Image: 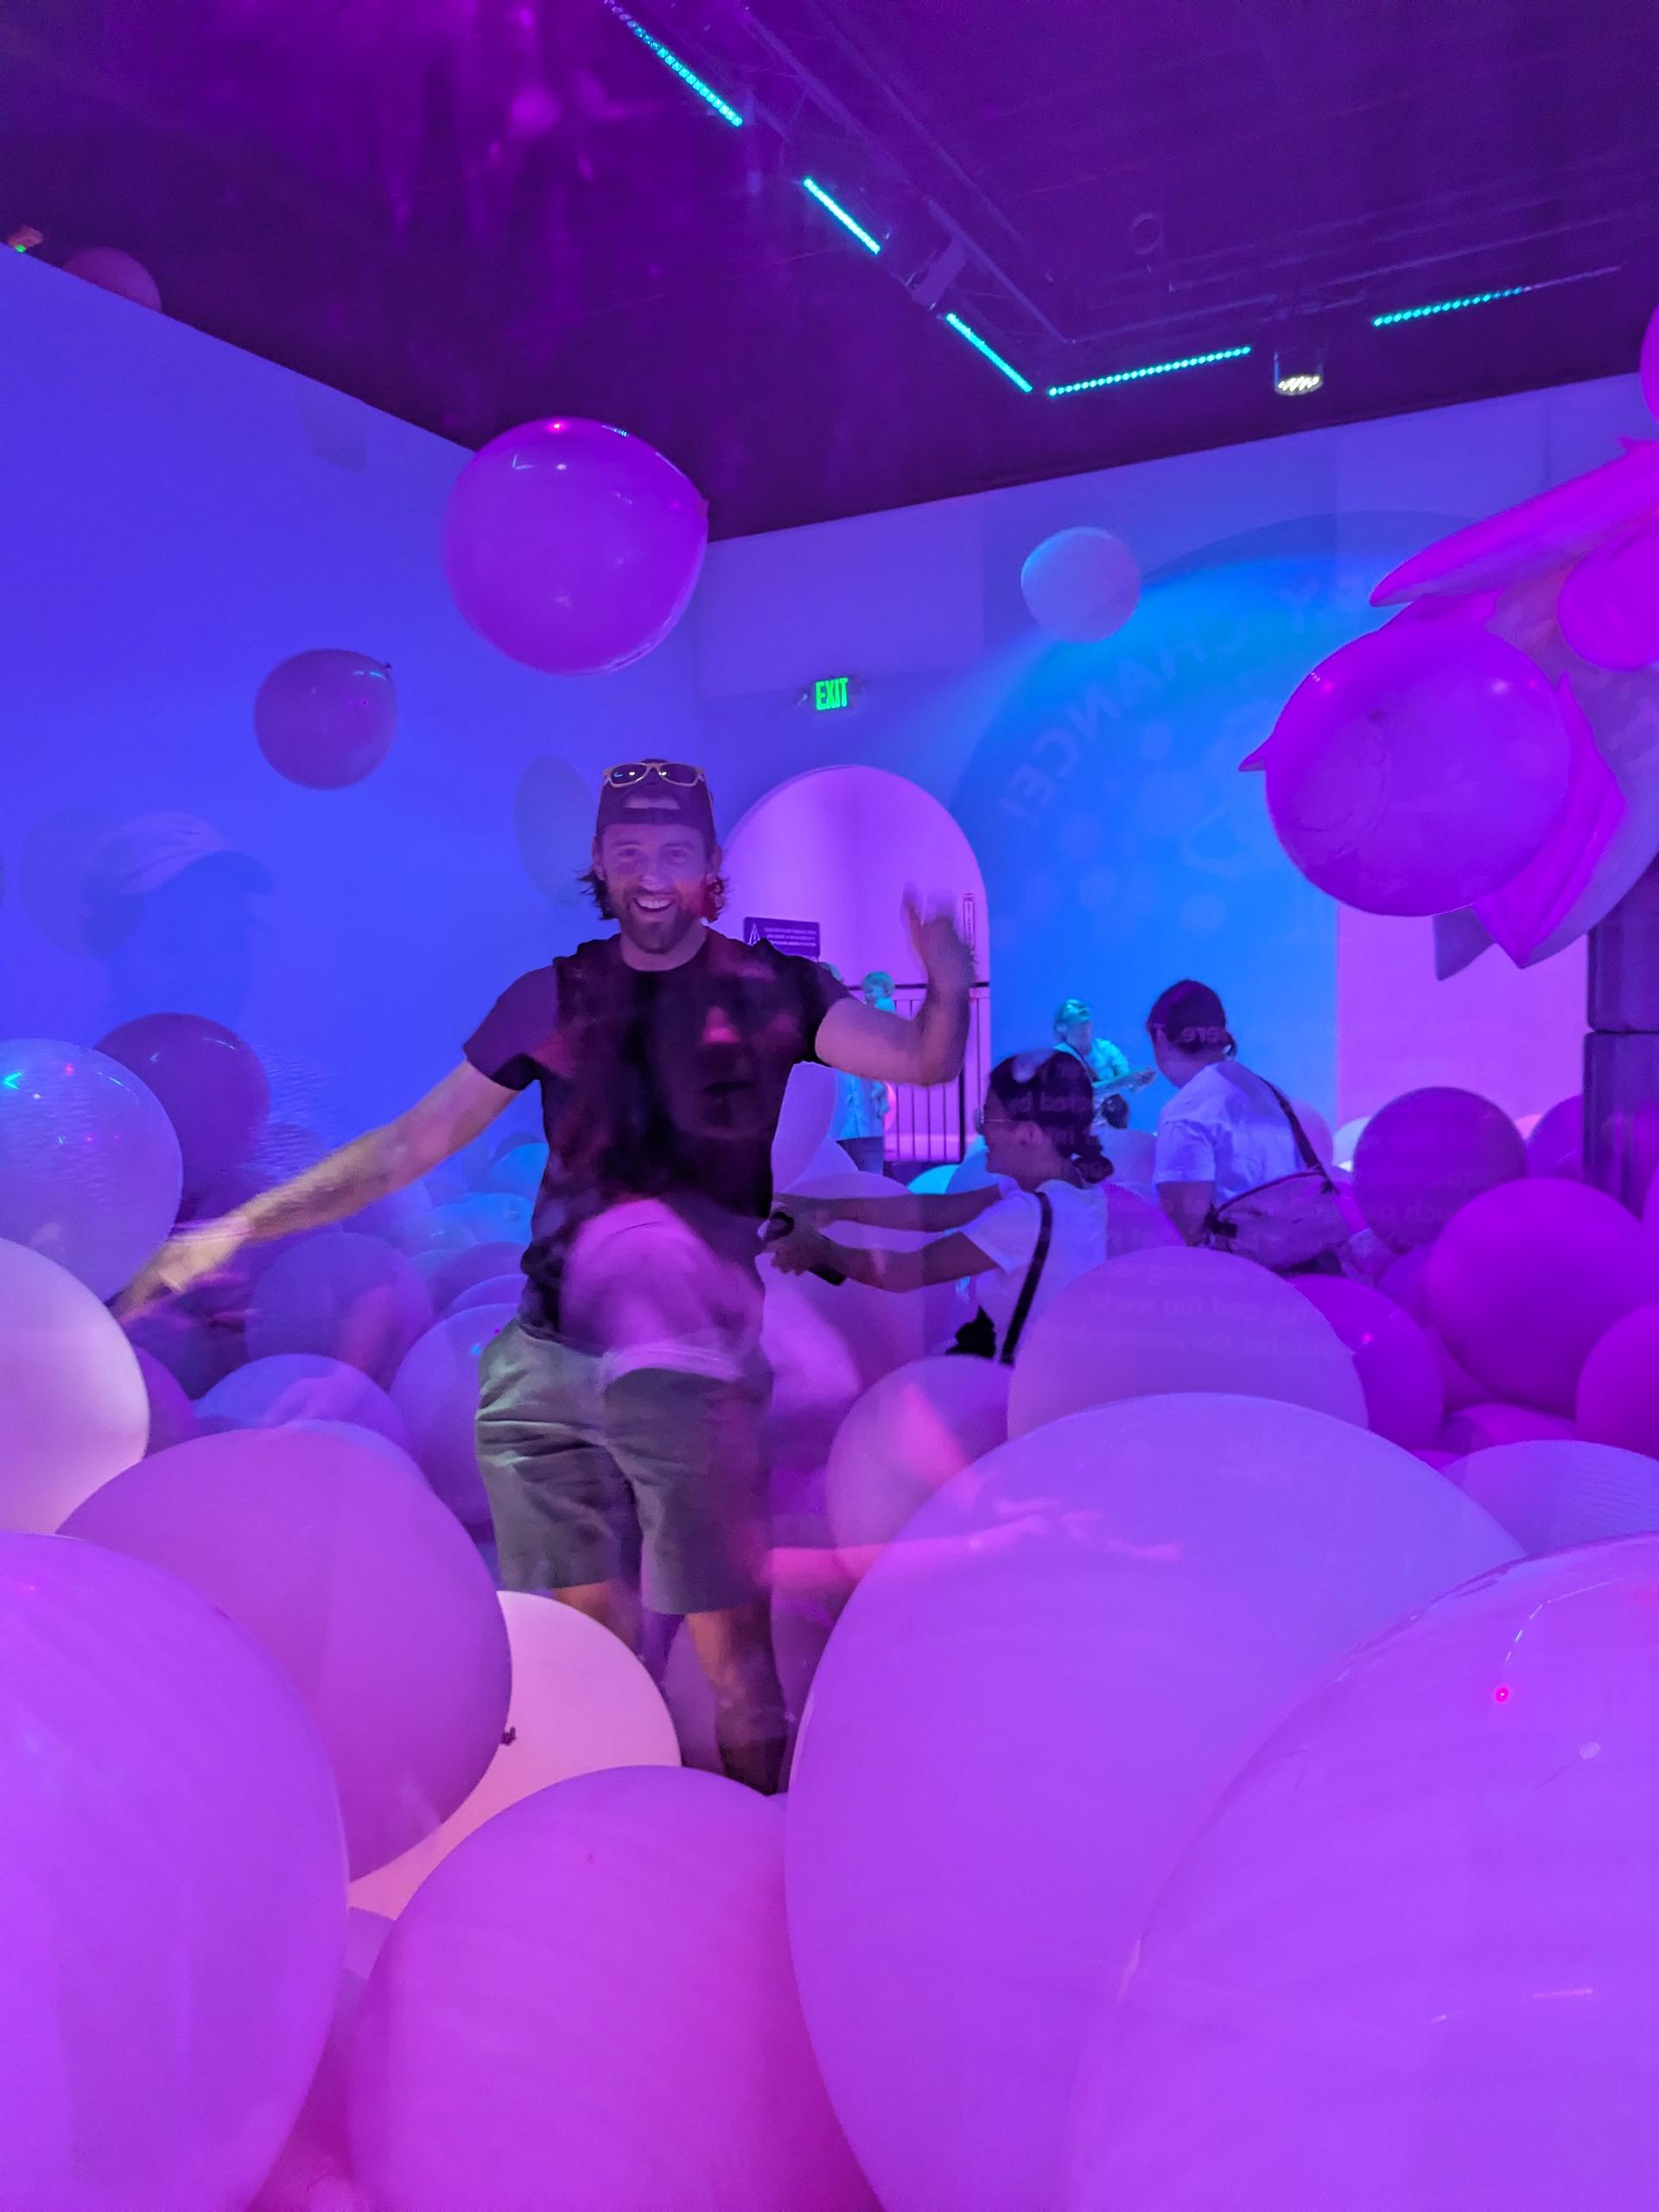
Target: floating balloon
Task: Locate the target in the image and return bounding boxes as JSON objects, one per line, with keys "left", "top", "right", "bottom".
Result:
{"left": 1372, "top": 436, "right": 1659, "bottom": 602}
{"left": 0, "top": 1238, "right": 149, "bottom": 1531}
{"left": 1103, "top": 1184, "right": 1180, "bottom": 1255}
{"left": 197, "top": 1352, "right": 411, "bottom": 1451}
{"left": 765, "top": 1173, "right": 947, "bottom": 1394}
{"left": 352, "top": 1592, "right": 680, "bottom": 1917}
{"left": 347, "top": 1178, "right": 435, "bottom": 1252}
{"left": 99, "top": 1011, "right": 270, "bottom": 1198}
{"left": 1067, "top": 1541, "right": 1659, "bottom": 2212}
{"left": 1259, "top": 622, "right": 1573, "bottom": 916}
{"left": 134, "top": 1344, "right": 199, "bottom": 1453}
{"left": 442, "top": 416, "right": 708, "bottom": 675}
{"left": 413, "top": 1236, "right": 526, "bottom": 1317}
{"left": 63, "top": 243, "right": 162, "bottom": 309}
{"left": 123, "top": 1296, "right": 245, "bottom": 1400}
{"left": 1007, "top": 1245, "right": 1366, "bottom": 1439}
{"left": 446, "top": 1270, "right": 525, "bottom": 1316}
{"left": 253, "top": 648, "right": 397, "bottom": 789}
{"left": 787, "top": 1393, "right": 1516, "bottom": 2212}
{"left": 252, "top": 1909, "right": 390, "bottom": 2212}
{"left": 0, "top": 1532, "right": 345, "bottom": 2212}
{"left": 1351, "top": 1085, "right": 1527, "bottom": 1252}
{"left": 67, "top": 1427, "right": 510, "bottom": 1878}
{"left": 1576, "top": 1303, "right": 1659, "bottom": 1458}
{"left": 427, "top": 1191, "right": 532, "bottom": 1249}
{"left": 350, "top": 1768, "right": 874, "bottom": 2212}
{"left": 0, "top": 1036, "right": 182, "bottom": 1296}
{"left": 1290, "top": 1274, "right": 1443, "bottom": 1448}
{"left": 1103, "top": 1126, "right": 1156, "bottom": 1197}
{"left": 246, "top": 1230, "right": 434, "bottom": 1386}
{"left": 1426, "top": 1178, "right": 1658, "bottom": 1413}
{"left": 824, "top": 1356, "right": 1011, "bottom": 1553}
{"left": 486, "top": 1141, "right": 550, "bottom": 1199}
{"left": 1020, "top": 527, "right": 1141, "bottom": 644}
{"left": 762, "top": 1270, "right": 867, "bottom": 1478}
{"left": 1454, "top": 1436, "right": 1659, "bottom": 1552}
{"left": 389, "top": 1304, "right": 518, "bottom": 1528}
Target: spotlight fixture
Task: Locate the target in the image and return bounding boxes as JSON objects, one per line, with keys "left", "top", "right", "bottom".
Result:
{"left": 1272, "top": 346, "right": 1325, "bottom": 398}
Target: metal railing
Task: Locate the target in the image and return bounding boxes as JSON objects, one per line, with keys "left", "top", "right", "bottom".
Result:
{"left": 883, "top": 982, "right": 991, "bottom": 1166}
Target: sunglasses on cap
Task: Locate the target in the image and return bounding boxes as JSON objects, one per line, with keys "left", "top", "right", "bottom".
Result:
{"left": 601, "top": 760, "right": 707, "bottom": 791}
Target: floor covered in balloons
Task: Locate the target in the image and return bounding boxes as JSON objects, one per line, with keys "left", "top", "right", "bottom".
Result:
{"left": 8, "top": 14, "right": 1659, "bottom": 2209}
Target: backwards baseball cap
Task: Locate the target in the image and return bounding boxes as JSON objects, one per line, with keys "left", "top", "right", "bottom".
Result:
{"left": 594, "top": 760, "right": 717, "bottom": 845}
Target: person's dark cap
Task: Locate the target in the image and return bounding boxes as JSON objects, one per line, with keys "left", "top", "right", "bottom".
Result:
{"left": 594, "top": 760, "right": 717, "bottom": 846}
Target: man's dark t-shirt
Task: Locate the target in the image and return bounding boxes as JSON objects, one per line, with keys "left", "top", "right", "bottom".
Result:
{"left": 464, "top": 931, "right": 847, "bottom": 1334}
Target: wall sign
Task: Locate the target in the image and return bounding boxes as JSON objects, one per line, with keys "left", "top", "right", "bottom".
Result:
{"left": 743, "top": 916, "right": 822, "bottom": 960}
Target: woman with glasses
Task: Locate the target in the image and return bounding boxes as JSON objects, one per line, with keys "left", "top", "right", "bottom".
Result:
{"left": 769, "top": 1049, "right": 1109, "bottom": 1363}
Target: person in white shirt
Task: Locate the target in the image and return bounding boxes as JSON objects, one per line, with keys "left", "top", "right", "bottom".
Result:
{"left": 768, "top": 1049, "right": 1109, "bottom": 1360}
{"left": 1148, "top": 979, "right": 1302, "bottom": 1246}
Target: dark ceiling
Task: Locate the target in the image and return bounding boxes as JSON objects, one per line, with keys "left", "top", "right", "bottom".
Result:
{"left": 6, "top": 0, "right": 1659, "bottom": 537}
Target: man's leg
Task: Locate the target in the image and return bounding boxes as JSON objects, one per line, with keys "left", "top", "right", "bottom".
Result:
{"left": 474, "top": 1320, "right": 642, "bottom": 1649}
{"left": 683, "top": 1599, "right": 788, "bottom": 1796}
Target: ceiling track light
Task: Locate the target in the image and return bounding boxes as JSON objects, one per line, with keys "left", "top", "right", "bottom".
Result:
{"left": 1273, "top": 347, "right": 1325, "bottom": 397}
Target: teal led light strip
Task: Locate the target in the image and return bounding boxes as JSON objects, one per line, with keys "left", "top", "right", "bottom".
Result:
{"left": 944, "top": 313, "right": 1033, "bottom": 393}
{"left": 802, "top": 178, "right": 882, "bottom": 256}
{"left": 1371, "top": 267, "right": 1616, "bottom": 327}
{"left": 605, "top": 3, "right": 744, "bottom": 127}
{"left": 1048, "top": 344, "right": 1253, "bottom": 397}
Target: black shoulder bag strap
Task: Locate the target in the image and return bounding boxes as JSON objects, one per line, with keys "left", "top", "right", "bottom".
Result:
{"left": 999, "top": 1189, "right": 1054, "bottom": 1366}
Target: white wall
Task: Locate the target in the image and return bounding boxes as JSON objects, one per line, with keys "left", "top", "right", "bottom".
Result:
{"left": 3, "top": 245, "right": 1640, "bottom": 1145}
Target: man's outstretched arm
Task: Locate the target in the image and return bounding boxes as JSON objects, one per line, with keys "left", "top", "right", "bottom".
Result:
{"left": 814, "top": 896, "right": 975, "bottom": 1088}
{"left": 118, "top": 1061, "right": 518, "bottom": 1313}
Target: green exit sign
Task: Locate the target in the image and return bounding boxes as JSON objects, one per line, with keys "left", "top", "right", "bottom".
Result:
{"left": 813, "top": 676, "right": 852, "bottom": 711}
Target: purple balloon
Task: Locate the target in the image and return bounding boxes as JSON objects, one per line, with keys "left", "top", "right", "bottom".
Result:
{"left": 134, "top": 1344, "right": 200, "bottom": 1454}
{"left": 245, "top": 1230, "right": 435, "bottom": 1387}
{"left": 1557, "top": 519, "right": 1659, "bottom": 671}
{"left": 389, "top": 1305, "right": 519, "bottom": 1530}
{"left": 1352, "top": 1087, "right": 1528, "bottom": 1253}
{"left": 63, "top": 245, "right": 162, "bottom": 309}
{"left": 254, "top": 649, "right": 397, "bottom": 790}
{"left": 66, "top": 1427, "right": 511, "bottom": 1880}
{"left": 442, "top": 417, "right": 708, "bottom": 675}
{"left": 124, "top": 1300, "right": 245, "bottom": 1401}
{"left": 1262, "top": 622, "right": 1573, "bottom": 917}
{"left": 1526, "top": 1093, "right": 1584, "bottom": 1179}
{"left": 446, "top": 1273, "right": 526, "bottom": 1318}
{"left": 99, "top": 1011, "right": 270, "bottom": 1198}
{"left": 197, "top": 1352, "right": 411, "bottom": 1452}
{"left": 414, "top": 1238, "right": 526, "bottom": 1317}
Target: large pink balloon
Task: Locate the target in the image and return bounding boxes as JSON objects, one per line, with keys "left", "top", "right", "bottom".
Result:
{"left": 1007, "top": 1246, "right": 1366, "bottom": 1439}
{"left": 1455, "top": 1436, "right": 1659, "bottom": 1552}
{"left": 1290, "top": 1274, "right": 1443, "bottom": 1448}
{"left": 1068, "top": 1541, "right": 1659, "bottom": 2212}
{"left": 350, "top": 1767, "right": 874, "bottom": 2212}
{"left": 1427, "top": 1178, "right": 1658, "bottom": 1413}
{"left": 246, "top": 1229, "right": 435, "bottom": 1386}
{"left": 0, "top": 1037, "right": 182, "bottom": 1298}
{"left": 1557, "top": 519, "right": 1659, "bottom": 671}
{"left": 99, "top": 1010, "right": 270, "bottom": 1198}
{"left": 252, "top": 1908, "right": 390, "bottom": 2212}
{"left": 0, "top": 1237, "right": 149, "bottom": 1531}
{"left": 134, "top": 1344, "right": 199, "bottom": 1452}
{"left": 0, "top": 1532, "right": 346, "bottom": 2211}
{"left": 1526, "top": 1091, "right": 1584, "bottom": 1177}
{"left": 66, "top": 1426, "right": 510, "bottom": 1878}
{"left": 1576, "top": 1303, "right": 1659, "bottom": 1457}
{"left": 352, "top": 1591, "right": 680, "bottom": 1917}
{"left": 254, "top": 648, "right": 397, "bottom": 789}
{"left": 1261, "top": 621, "right": 1573, "bottom": 916}
{"left": 787, "top": 1393, "right": 1516, "bottom": 2212}
{"left": 1440, "top": 1400, "right": 1578, "bottom": 1454}
{"left": 63, "top": 244, "right": 162, "bottom": 309}
{"left": 442, "top": 417, "right": 708, "bottom": 675}
{"left": 1352, "top": 1085, "right": 1527, "bottom": 1252}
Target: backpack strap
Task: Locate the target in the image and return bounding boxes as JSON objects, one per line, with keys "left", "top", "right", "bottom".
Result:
{"left": 999, "top": 1189, "right": 1054, "bottom": 1366}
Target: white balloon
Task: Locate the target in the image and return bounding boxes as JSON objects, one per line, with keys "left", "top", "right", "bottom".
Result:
{"left": 769, "top": 1171, "right": 948, "bottom": 1395}
{"left": 1021, "top": 528, "right": 1141, "bottom": 643}
{"left": 825, "top": 1354, "right": 1011, "bottom": 1552}
{"left": 762, "top": 1269, "right": 867, "bottom": 1477}
{"left": 0, "top": 1236, "right": 149, "bottom": 1532}
{"left": 1008, "top": 1245, "right": 1366, "bottom": 1439}
{"left": 1068, "top": 1540, "right": 1659, "bottom": 2212}
{"left": 1454, "top": 1435, "right": 1659, "bottom": 1553}
{"left": 353, "top": 1592, "right": 678, "bottom": 1916}
{"left": 786, "top": 1393, "right": 1517, "bottom": 2212}
{"left": 772, "top": 1062, "right": 839, "bottom": 1192}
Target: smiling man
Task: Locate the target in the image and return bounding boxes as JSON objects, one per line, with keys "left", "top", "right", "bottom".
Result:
{"left": 124, "top": 758, "right": 972, "bottom": 1792}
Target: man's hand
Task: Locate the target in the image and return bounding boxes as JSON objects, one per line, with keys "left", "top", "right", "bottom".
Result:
{"left": 905, "top": 892, "right": 975, "bottom": 993}
{"left": 116, "top": 1215, "right": 250, "bottom": 1319}
{"left": 765, "top": 1222, "right": 831, "bottom": 1276}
